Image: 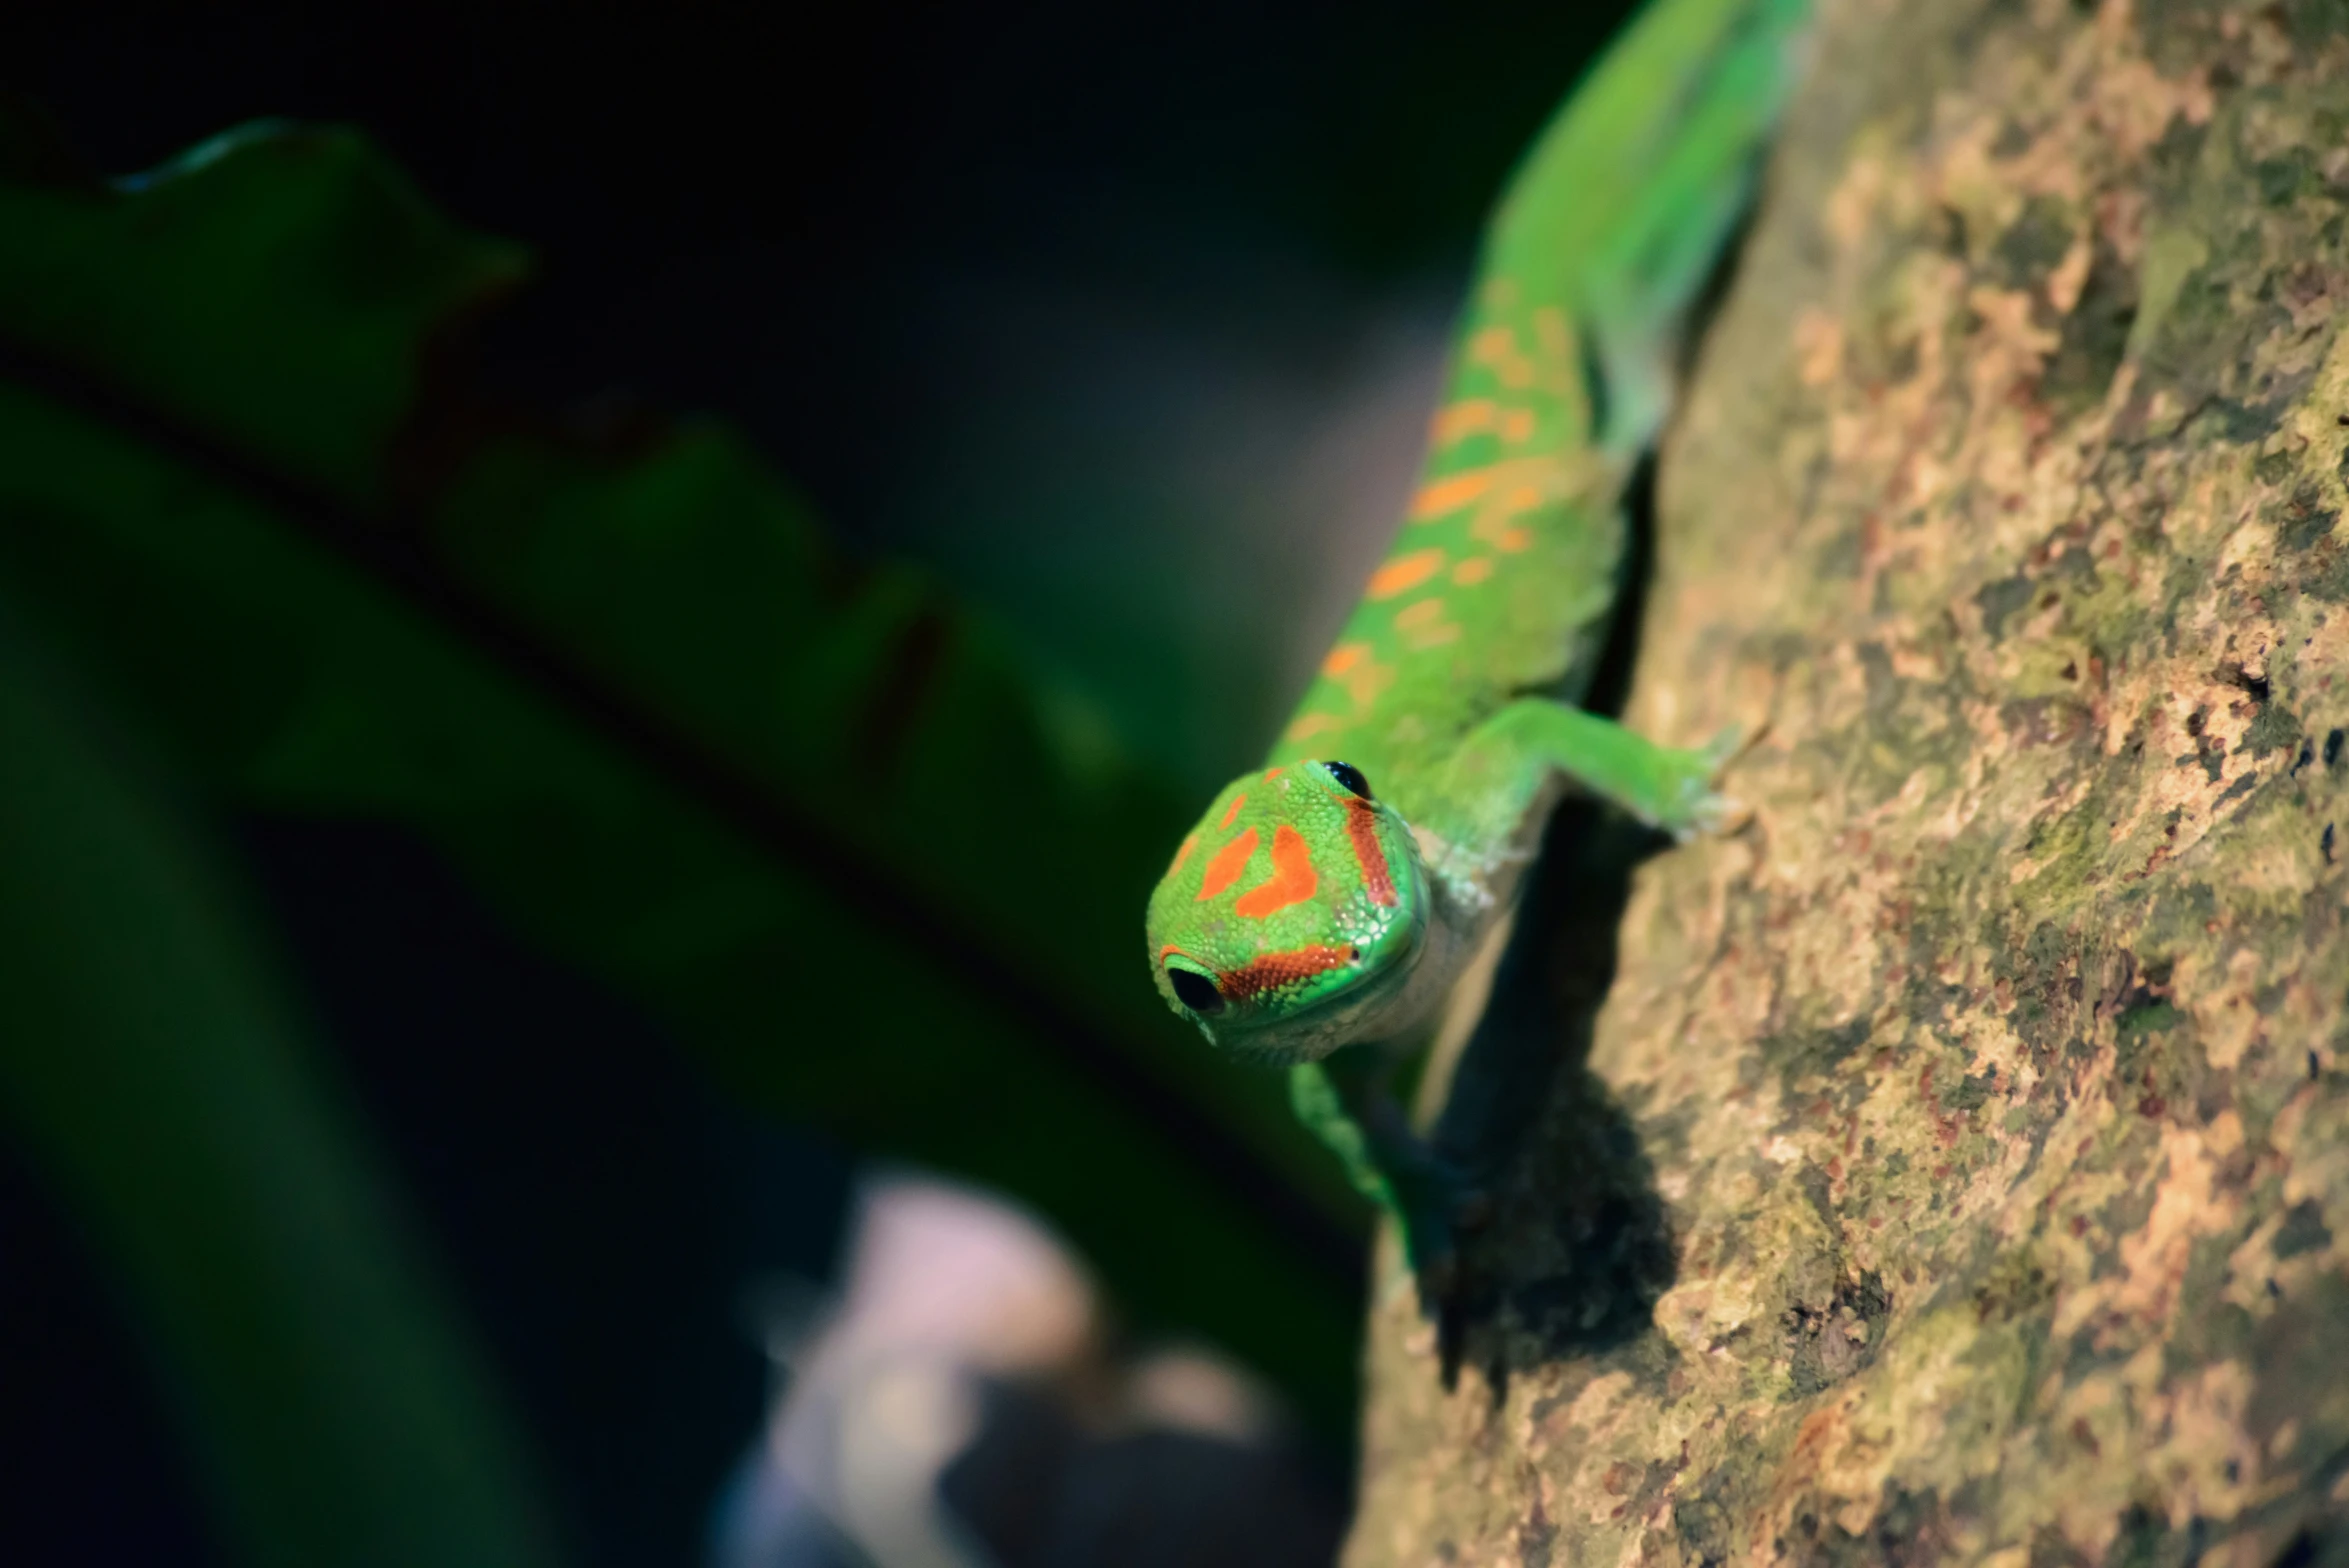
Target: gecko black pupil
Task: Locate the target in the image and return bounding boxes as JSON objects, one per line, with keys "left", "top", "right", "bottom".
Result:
{"left": 1323, "top": 760, "right": 1373, "bottom": 800}
{"left": 1168, "top": 967, "right": 1225, "bottom": 1014}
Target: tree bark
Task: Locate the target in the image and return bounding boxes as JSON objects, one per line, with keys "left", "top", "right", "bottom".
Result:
{"left": 1349, "top": 0, "right": 2349, "bottom": 1561}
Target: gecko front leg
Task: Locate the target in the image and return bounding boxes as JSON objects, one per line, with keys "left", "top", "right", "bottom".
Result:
{"left": 1289, "top": 1049, "right": 1484, "bottom": 1292}
{"left": 1424, "top": 699, "right": 1737, "bottom": 869}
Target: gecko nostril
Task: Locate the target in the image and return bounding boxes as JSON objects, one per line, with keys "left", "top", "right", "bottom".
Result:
{"left": 1168, "top": 967, "right": 1226, "bottom": 1014}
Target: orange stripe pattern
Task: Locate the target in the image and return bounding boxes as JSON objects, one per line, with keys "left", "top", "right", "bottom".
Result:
{"left": 1232, "top": 825, "right": 1318, "bottom": 918}
{"left": 1196, "top": 827, "right": 1258, "bottom": 901}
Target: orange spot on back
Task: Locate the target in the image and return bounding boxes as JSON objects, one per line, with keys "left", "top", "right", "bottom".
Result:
{"left": 1468, "top": 327, "right": 1516, "bottom": 366}
{"left": 1321, "top": 642, "right": 1369, "bottom": 678}
{"left": 1169, "top": 833, "right": 1198, "bottom": 875}
{"left": 1397, "top": 598, "right": 1460, "bottom": 648}
{"left": 1233, "top": 825, "right": 1320, "bottom": 918}
{"left": 1453, "top": 557, "right": 1494, "bottom": 585}
{"left": 1410, "top": 469, "right": 1493, "bottom": 521}
{"left": 1501, "top": 408, "right": 1536, "bottom": 443}
{"left": 1468, "top": 325, "right": 1537, "bottom": 391}
{"left": 1284, "top": 713, "right": 1344, "bottom": 743}
{"left": 1496, "top": 526, "right": 1533, "bottom": 553}
{"left": 1367, "top": 549, "right": 1446, "bottom": 599}
{"left": 1503, "top": 485, "right": 1541, "bottom": 515}
{"left": 1338, "top": 657, "right": 1393, "bottom": 709}
{"left": 1431, "top": 400, "right": 1497, "bottom": 445}
{"left": 1395, "top": 599, "right": 1447, "bottom": 629}
{"left": 1197, "top": 827, "right": 1258, "bottom": 901}
{"left": 1218, "top": 793, "right": 1247, "bottom": 829}
{"left": 1534, "top": 307, "right": 1570, "bottom": 362}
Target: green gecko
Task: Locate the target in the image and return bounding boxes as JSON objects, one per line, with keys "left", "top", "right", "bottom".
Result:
{"left": 1144, "top": 0, "right": 1810, "bottom": 1287}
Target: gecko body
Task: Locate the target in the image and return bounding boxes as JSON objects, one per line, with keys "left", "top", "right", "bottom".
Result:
{"left": 1145, "top": 0, "right": 1810, "bottom": 1286}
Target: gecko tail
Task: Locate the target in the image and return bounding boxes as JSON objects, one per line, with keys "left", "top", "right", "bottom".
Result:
{"left": 1491, "top": 0, "right": 1816, "bottom": 457}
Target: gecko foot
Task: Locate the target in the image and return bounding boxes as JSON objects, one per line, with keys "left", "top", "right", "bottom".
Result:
{"left": 1663, "top": 721, "right": 1766, "bottom": 841}
{"left": 1398, "top": 1169, "right": 1493, "bottom": 1309}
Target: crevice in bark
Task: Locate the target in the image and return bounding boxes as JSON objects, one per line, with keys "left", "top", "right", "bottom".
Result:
{"left": 1431, "top": 798, "right": 1680, "bottom": 1394}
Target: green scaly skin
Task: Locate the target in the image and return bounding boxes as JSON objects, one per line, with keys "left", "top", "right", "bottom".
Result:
{"left": 1144, "top": 0, "right": 1812, "bottom": 1292}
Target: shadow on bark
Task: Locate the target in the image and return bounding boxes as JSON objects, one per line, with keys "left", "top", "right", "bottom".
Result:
{"left": 1431, "top": 802, "right": 1681, "bottom": 1398}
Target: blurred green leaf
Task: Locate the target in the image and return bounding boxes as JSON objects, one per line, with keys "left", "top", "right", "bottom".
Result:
{"left": 0, "top": 118, "right": 1364, "bottom": 1420}
{"left": 0, "top": 606, "right": 565, "bottom": 1568}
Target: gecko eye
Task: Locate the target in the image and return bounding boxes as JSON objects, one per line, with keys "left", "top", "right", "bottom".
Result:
{"left": 1322, "top": 760, "right": 1373, "bottom": 800}
{"left": 1167, "top": 967, "right": 1226, "bottom": 1015}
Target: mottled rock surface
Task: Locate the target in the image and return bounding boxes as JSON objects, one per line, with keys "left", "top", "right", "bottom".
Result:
{"left": 1350, "top": 0, "right": 2349, "bottom": 1561}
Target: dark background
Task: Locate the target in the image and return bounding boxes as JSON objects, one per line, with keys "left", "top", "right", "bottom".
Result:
{"left": 0, "top": 4, "right": 1631, "bottom": 1562}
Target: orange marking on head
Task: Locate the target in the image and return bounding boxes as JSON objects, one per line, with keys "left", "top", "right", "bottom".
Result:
{"left": 1496, "top": 526, "right": 1533, "bottom": 553}
{"left": 1218, "top": 793, "right": 1247, "bottom": 829}
{"left": 1452, "top": 556, "right": 1494, "bottom": 585}
{"left": 1410, "top": 469, "right": 1493, "bottom": 521}
{"left": 1498, "top": 358, "right": 1535, "bottom": 389}
{"left": 1367, "top": 549, "right": 1446, "bottom": 600}
{"left": 1196, "top": 827, "right": 1258, "bottom": 902}
{"left": 1501, "top": 408, "right": 1536, "bottom": 443}
{"left": 1218, "top": 943, "right": 1357, "bottom": 1001}
{"left": 1431, "top": 400, "right": 1497, "bottom": 445}
{"left": 1169, "top": 833, "right": 1198, "bottom": 875}
{"left": 1263, "top": 767, "right": 1285, "bottom": 779}
{"left": 1321, "top": 642, "right": 1369, "bottom": 678}
{"left": 1340, "top": 797, "right": 1397, "bottom": 906}
{"left": 1233, "top": 824, "right": 1318, "bottom": 918}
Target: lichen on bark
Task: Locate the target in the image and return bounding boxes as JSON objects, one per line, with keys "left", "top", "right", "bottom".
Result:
{"left": 1349, "top": 0, "right": 2349, "bottom": 1562}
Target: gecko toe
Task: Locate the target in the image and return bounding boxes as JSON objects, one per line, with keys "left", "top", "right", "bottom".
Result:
{"left": 1676, "top": 788, "right": 1752, "bottom": 841}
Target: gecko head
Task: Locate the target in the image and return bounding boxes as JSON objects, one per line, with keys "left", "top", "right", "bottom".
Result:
{"left": 1144, "top": 760, "right": 1430, "bottom": 1064}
